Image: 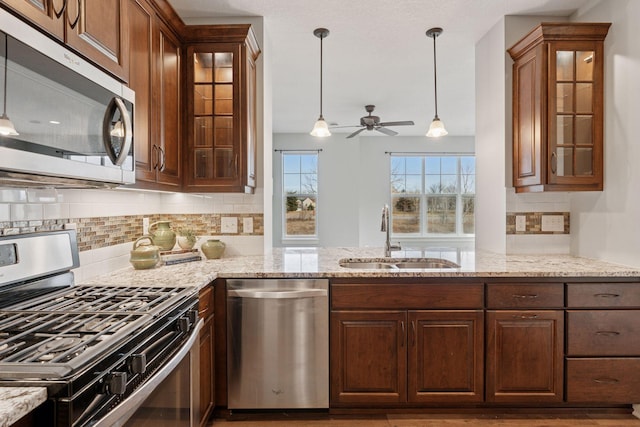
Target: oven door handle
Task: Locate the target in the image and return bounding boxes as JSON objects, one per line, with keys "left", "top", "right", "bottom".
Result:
{"left": 91, "top": 318, "right": 203, "bottom": 427}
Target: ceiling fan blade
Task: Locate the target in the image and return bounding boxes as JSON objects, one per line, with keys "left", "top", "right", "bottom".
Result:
{"left": 378, "top": 120, "right": 415, "bottom": 127}
{"left": 346, "top": 128, "right": 367, "bottom": 139}
{"left": 375, "top": 127, "right": 398, "bottom": 136}
{"left": 329, "top": 125, "right": 361, "bottom": 129}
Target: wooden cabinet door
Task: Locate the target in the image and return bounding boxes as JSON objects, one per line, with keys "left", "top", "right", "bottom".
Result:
{"left": 127, "top": 0, "right": 155, "bottom": 184}
{"left": 199, "top": 314, "right": 214, "bottom": 426}
{"left": 198, "top": 286, "right": 215, "bottom": 426}
{"left": 0, "top": 0, "right": 65, "bottom": 39}
{"left": 408, "top": 310, "right": 483, "bottom": 403}
{"left": 330, "top": 310, "right": 407, "bottom": 405}
{"left": 64, "top": 0, "right": 128, "bottom": 80}
{"left": 486, "top": 310, "right": 564, "bottom": 403}
{"left": 152, "top": 20, "right": 181, "bottom": 187}
{"left": 512, "top": 44, "right": 545, "bottom": 189}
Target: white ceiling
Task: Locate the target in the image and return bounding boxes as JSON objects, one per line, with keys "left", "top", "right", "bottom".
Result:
{"left": 168, "top": 0, "right": 593, "bottom": 137}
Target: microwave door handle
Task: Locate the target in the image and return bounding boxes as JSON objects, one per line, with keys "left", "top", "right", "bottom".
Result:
{"left": 103, "top": 97, "right": 133, "bottom": 166}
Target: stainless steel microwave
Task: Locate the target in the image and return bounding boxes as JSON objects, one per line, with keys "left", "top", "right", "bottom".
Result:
{"left": 0, "top": 7, "right": 134, "bottom": 188}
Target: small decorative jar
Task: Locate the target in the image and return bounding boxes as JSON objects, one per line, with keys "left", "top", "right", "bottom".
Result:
{"left": 148, "top": 220, "right": 176, "bottom": 251}
{"left": 129, "top": 236, "right": 160, "bottom": 269}
{"left": 201, "top": 239, "right": 225, "bottom": 259}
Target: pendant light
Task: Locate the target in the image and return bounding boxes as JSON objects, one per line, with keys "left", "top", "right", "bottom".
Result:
{"left": 0, "top": 34, "right": 18, "bottom": 137}
{"left": 310, "top": 28, "right": 331, "bottom": 137}
{"left": 425, "top": 27, "right": 447, "bottom": 138}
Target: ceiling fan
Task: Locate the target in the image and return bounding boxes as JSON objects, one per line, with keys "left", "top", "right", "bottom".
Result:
{"left": 333, "top": 105, "right": 414, "bottom": 139}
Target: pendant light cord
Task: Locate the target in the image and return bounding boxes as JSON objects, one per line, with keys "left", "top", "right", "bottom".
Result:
{"left": 319, "top": 33, "right": 324, "bottom": 118}
{"left": 432, "top": 33, "right": 438, "bottom": 118}
{"left": 2, "top": 35, "right": 8, "bottom": 116}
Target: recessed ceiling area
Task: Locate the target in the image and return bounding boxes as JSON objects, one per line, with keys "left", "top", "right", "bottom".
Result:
{"left": 168, "top": 0, "right": 594, "bottom": 136}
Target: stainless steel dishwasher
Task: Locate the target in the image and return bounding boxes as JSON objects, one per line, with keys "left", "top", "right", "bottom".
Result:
{"left": 226, "top": 278, "right": 328, "bottom": 409}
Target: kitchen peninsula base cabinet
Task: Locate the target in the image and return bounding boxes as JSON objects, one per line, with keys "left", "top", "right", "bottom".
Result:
{"left": 486, "top": 282, "right": 564, "bottom": 403}
{"left": 199, "top": 285, "right": 215, "bottom": 426}
{"left": 327, "top": 278, "right": 640, "bottom": 413}
{"left": 330, "top": 280, "right": 485, "bottom": 407}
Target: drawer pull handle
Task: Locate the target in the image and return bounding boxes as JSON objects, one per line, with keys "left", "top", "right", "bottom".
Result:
{"left": 593, "top": 378, "right": 619, "bottom": 384}
{"left": 400, "top": 321, "right": 405, "bottom": 347}
{"left": 596, "top": 331, "right": 620, "bottom": 336}
{"left": 513, "top": 314, "right": 538, "bottom": 319}
{"left": 594, "top": 293, "right": 620, "bottom": 298}
{"left": 512, "top": 294, "right": 539, "bottom": 299}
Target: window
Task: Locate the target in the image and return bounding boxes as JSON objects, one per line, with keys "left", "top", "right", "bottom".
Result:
{"left": 282, "top": 152, "right": 318, "bottom": 238}
{"left": 390, "top": 155, "right": 475, "bottom": 237}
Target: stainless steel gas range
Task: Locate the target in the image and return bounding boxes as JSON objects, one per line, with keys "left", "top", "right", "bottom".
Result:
{"left": 0, "top": 230, "right": 201, "bottom": 426}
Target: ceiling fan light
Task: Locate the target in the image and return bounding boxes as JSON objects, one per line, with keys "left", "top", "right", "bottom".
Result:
{"left": 426, "top": 116, "right": 447, "bottom": 138}
{"left": 0, "top": 113, "right": 19, "bottom": 136}
{"left": 310, "top": 116, "right": 331, "bottom": 137}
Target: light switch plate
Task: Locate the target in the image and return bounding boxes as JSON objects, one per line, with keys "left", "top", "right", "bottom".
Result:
{"left": 221, "top": 217, "right": 238, "bottom": 233}
{"left": 515, "top": 215, "right": 526, "bottom": 232}
{"left": 541, "top": 215, "right": 565, "bottom": 232}
{"left": 243, "top": 217, "right": 254, "bottom": 234}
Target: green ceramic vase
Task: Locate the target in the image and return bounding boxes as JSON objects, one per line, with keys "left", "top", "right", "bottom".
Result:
{"left": 201, "top": 239, "right": 225, "bottom": 259}
{"left": 149, "top": 221, "right": 176, "bottom": 251}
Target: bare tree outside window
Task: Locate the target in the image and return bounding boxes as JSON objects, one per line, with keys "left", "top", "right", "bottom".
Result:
{"left": 390, "top": 155, "right": 475, "bottom": 237}
{"left": 283, "top": 153, "right": 318, "bottom": 237}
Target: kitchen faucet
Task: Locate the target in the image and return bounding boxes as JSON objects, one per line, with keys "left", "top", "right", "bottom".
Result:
{"left": 381, "top": 204, "right": 401, "bottom": 257}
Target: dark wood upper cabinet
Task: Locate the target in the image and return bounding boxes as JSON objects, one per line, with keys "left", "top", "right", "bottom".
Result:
{"left": 126, "top": 0, "right": 182, "bottom": 190}
{"left": 65, "top": 0, "right": 128, "bottom": 81}
{"left": 0, "top": 0, "right": 66, "bottom": 40}
{"left": 508, "top": 23, "right": 610, "bottom": 193}
{"left": 183, "top": 25, "right": 260, "bottom": 193}
{"left": 1, "top": 0, "right": 128, "bottom": 80}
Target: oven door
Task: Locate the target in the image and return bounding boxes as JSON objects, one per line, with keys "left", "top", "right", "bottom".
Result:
{"left": 93, "top": 319, "right": 202, "bottom": 427}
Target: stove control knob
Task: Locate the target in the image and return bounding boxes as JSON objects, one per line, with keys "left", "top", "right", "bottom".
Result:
{"left": 178, "top": 316, "right": 191, "bottom": 333}
{"left": 129, "top": 354, "right": 147, "bottom": 374}
{"left": 188, "top": 309, "right": 198, "bottom": 325}
{"left": 105, "top": 372, "right": 127, "bottom": 395}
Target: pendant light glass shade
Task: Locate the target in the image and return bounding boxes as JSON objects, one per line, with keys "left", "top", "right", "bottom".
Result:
{"left": 0, "top": 113, "right": 18, "bottom": 136}
{"left": 310, "top": 116, "right": 331, "bottom": 137}
{"left": 425, "top": 27, "right": 447, "bottom": 138}
{"left": 1, "top": 35, "right": 18, "bottom": 136}
{"left": 310, "top": 28, "right": 331, "bottom": 137}
{"left": 426, "top": 116, "right": 447, "bottom": 137}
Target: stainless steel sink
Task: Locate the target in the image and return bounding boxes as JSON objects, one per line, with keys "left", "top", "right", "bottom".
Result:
{"left": 339, "top": 258, "right": 460, "bottom": 270}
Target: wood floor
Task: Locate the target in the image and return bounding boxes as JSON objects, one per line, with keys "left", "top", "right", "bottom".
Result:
{"left": 210, "top": 412, "right": 640, "bottom": 426}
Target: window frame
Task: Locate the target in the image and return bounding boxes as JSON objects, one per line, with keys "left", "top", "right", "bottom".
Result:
{"left": 281, "top": 151, "right": 319, "bottom": 242}
{"left": 390, "top": 154, "right": 475, "bottom": 239}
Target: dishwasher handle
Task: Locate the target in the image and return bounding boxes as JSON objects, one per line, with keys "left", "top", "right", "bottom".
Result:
{"left": 227, "top": 288, "right": 327, "bottom": 299}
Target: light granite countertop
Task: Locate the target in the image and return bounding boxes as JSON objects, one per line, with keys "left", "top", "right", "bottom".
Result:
{"left": 80, "top": 247, "right": 640, "bottom": 289}
{"left": 0, "top": 387, "right": 47, "bottom": 427}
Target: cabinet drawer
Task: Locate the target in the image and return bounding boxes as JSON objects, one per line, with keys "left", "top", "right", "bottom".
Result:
{"left": 199, "top": 285, "right": 214, "bottom": 318}
{"left": 567, "top": 310, "right": 640, "bottom": 356}
{"left": 331, "top": 283, "right": 483, "bottom": 310}
{"left": 567, "top": 283, "right": 640, "bottom": 307}
{"left": 486, "top": 283, "right": 563, "bottom": 309}
{"left": 567, "top": 358, "right": 640, "bottom": 403}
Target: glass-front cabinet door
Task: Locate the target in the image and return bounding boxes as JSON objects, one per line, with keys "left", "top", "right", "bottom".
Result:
{"left": 191, "top": 44, "right": 240, "bottom": 183}
{"left": 184, "top": 26, "right": 260, "bottom": 193}
{"left": 548, "top": 41, "right": 603, "bottom": 187}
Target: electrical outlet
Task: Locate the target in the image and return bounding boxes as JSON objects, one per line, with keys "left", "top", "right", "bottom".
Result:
{"left": 541, "top": 215, "right": 565, "bottom": 232}
{"left": 221, "top": 217, "right": 238, "bottom": 233}
{"left": 243, "top": 217, "right": 254, "bottom": 234}
{"left": 142, "top": 217, "right": 149, "bottom": 235}
{"left": 515, "top": 215, "right": 526, "bottom": 232}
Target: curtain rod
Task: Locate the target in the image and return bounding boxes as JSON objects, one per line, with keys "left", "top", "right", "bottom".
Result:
{"left": 385, "top": 151, "right": 475, "bottom": 156}
{"left": 274, "top": 149, "right": 323, "bottom": 153}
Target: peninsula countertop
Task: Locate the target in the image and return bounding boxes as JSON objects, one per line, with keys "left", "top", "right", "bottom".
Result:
{"left": 81, "top": 247, "right": 640, "bottom": 289}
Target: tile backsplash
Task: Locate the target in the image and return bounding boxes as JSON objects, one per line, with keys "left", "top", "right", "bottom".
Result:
{"left": 0, "top": 186, "right": 264, "bottom": 256}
